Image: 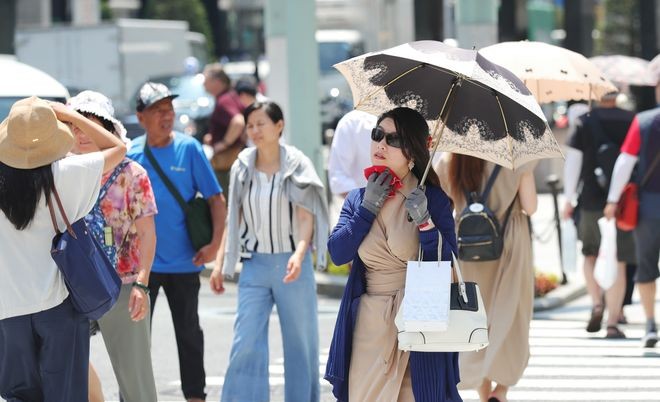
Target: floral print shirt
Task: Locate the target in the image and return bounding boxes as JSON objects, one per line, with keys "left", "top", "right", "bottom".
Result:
{"left": 100, "top": 158, "right": 158, "bottom": 283}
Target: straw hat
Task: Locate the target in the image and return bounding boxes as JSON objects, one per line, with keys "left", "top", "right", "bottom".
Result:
{"left": 0, "top": 96, "right": 73, "bottom": 169}
{"left": 68, "top": 90, "right": 128, "bottom": 143}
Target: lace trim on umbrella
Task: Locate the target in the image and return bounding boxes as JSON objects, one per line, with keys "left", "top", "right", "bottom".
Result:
{"left": 451, "top": 117, "right": 497, "bottom": 141}
{"left": 391, "top": 90, "right": 430, "bottom": 119}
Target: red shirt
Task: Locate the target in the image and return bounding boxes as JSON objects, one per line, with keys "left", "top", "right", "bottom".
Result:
{"left": 209, "top": 90, "right": 245, "bottom": 145}
{"left": 620, "top": 116, "right": 641, "bottom": 156}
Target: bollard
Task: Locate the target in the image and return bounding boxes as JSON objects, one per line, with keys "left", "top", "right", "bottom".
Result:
{"left": 546, "top": 174, "right": 568, "bottom": 285}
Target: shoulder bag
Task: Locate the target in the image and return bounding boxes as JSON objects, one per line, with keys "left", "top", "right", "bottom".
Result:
{"left": 616, "top": 151, "right": 660, "bottom": 230}
{"left": 396, "top": 238, "right": 489, "bottom": 352}
{"left": 47, "top": 186, "right": 121, "bottom": 320}
{"left": 211, "top": 138, "right": 245, "bottom": 171}
{"left": 144, "top": 144, "right": 213, "bottom": 251}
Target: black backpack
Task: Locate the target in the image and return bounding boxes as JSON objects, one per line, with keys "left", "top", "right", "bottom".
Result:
{"left": 586, "top": 111, "right": 619, "bottom": 191}
{"left": 457, "top": 165, "right": 515, "bottom": 262}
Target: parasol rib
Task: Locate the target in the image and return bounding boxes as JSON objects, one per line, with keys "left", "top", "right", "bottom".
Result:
{"left": 355, "top": 64, "right": 425, "bottom": 109}
{"left": 494, "top": 93, "right": 514, "bottom": 169}
{"left": 420, "top": 78, "right": 461, "bottom": 186}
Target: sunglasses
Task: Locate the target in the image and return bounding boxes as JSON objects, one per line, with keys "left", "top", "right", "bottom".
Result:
{"left": 371, "top": 127, "right": 402, "bottom": 148}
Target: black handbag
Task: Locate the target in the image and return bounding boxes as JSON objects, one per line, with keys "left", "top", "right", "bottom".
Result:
{"left": 47, "top": 186, "right": 121, "bottom": 320}
{"left": 144, "top": 144, "right": 213, "bottom": 251}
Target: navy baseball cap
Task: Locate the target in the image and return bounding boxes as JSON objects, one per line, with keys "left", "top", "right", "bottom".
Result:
{"left": 136, "top": 82, "right": 178, "bottom": 112}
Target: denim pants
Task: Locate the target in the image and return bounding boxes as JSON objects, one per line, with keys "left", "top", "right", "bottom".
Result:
{"left": 149, "top": 272, "right": 206, "bottom": 400}
{"left": 221, "top": 252, "right": 320, "bottom": 402}
{"left": 0, "top": 297, "right": 89, "bottom": 402}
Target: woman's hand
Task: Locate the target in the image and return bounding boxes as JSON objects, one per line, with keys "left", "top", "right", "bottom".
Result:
{"left": 405, "top": 187, "right": 431, "bottom": 226}
{"left": 128, "top": 286, "right": 149, "bottom": 322}
{"left": 210, "top": 268, "right": 225, "bottom": 294}
{"left": 362, "top": 170, "right": 392, "bottom": 215}
{"left": 283, "top": 252, "right": 303, "bottom": 283}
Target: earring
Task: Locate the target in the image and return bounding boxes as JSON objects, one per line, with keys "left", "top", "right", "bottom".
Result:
{"left": 408, "top": 160, "right": 415, "bottom": 170}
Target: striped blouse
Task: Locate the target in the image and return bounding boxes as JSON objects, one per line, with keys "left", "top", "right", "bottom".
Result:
{"left": 239, "top": 170, "right": 297, "bottom": 255}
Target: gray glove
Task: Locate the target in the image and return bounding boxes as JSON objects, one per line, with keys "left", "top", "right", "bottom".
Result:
{"left": 362, "top": 170, "right": 392, "bottom": 215}
{"left": 405, "top": 187, "right": 431, "bottom": 225}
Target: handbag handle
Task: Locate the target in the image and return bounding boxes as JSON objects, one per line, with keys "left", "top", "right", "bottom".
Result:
{"left": 415, "top": 232, "right": 469, "bottom": 303}
{"left": 451, "top": 252, "right": 469, "bottom": 304}
{"left": 46, "top": 186, "right": 76, "bottom": 238}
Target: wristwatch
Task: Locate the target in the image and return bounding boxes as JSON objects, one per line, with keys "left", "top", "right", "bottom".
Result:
{"left": 132, "top": 281, "right": 150, "bottom": 295}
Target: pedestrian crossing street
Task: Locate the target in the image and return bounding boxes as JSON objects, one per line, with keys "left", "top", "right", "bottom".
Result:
{"left": 142, "top": 318, "right": 660, "bottom": 402}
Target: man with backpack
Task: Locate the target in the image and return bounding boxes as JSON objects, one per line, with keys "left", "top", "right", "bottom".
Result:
{"left": 562, "top": 92, "right": 636, "bottom": 339}
{"left": 604, "top": 78, "right": 660, "bottom": 348}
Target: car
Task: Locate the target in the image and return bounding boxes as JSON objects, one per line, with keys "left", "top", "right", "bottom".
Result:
{"left": 0, "top": 55, "right": 69, "bottom": 121}
{"left": 120, "top": 72, "right": 215, "bottom": 140}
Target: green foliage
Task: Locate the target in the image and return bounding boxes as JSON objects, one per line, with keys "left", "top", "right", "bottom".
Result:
{"left": 595, "top": 0, "right": 640, "bottom": 56}
{"left": 145, "top": 0, "right": 215, "bottom": 58}
{"left": 100, "top": 0, "right": 113, "bottom": 20}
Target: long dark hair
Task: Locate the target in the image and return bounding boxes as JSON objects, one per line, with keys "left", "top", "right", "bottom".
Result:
{"left": 448, "top": 154, "right": 486, "bottom": 199}
{"left": 377, "top": 107, "right": 441, "bottom": 188}
{"left": 0, "top": 162, "right": 54, "bottom": 230}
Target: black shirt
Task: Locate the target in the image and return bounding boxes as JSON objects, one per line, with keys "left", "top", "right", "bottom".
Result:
{"left": 568, "top": 107, "right": 635, "bottom": 210}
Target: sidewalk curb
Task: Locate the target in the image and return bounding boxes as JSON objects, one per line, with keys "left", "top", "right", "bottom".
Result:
{"left": 202, "top": 266, "right": 585, "bottom": 311}
{"left": 533, "top": 280, "right": 587, "bottom": 312}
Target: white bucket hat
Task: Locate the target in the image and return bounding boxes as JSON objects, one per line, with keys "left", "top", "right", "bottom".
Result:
{"left": 68, "top": 90, "right": 128, "bottom": 143}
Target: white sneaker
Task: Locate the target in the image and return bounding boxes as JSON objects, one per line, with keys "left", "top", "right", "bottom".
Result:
{"left": 642, "top": 331, "right": 658, "bottom": 348}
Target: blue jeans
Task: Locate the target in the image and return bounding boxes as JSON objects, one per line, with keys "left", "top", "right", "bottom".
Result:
{"left": 221, "top": 252, "right": 319, "bottom": 402}
{"left": 0, "top": 297, "right": 89, "bottom": 402}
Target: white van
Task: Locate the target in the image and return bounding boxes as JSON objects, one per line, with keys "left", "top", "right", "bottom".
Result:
{"left": 0, "top": 55, "right": 69, "bottom": 121}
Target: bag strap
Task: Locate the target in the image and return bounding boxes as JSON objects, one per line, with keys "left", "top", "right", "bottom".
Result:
{"left": 640, "top": 151, "right": 660, "bottom": 187}
{"left": 464, "top": 165, "right": 502, "bottom": 204}
{"left": 499, "top": 194, "right": 518, "bottom": 236}
{"left": 46, "top": 186, "right": 76, "bottom": 238}
{"left": 415, "top": 222, "right": 443, "bottom": 262}
{"left": 451, "top": 252, "right": 469, "bottom": 303}
{"left": 414, "top": 236, "right": 470, "bottom": 303}
{"left": 143, "top": 144, "right": 188, "bottom": 213}
{"left": 98, "top": 160, "right": 130, "bottom": 201}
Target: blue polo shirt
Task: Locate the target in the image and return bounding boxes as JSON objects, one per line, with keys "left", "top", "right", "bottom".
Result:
{"left": 128, "top": 133, "right": 222, "bottom": 273}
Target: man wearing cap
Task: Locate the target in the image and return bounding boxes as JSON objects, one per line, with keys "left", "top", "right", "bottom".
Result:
{"left": 128, "top": 82, "right": 226, "bottom": 402}
{"left": 604, "top": 76, "right": 660, "bottom": 348}
{"left": 202, "top": 63, "right": 247, "bottom": 193}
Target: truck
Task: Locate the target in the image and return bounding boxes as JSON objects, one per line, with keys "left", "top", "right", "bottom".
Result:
{"left": 15, "top": 19, "right": 204, "bottom": 115}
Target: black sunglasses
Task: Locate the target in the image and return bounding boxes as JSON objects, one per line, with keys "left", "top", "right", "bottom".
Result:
{"left": 371, "top": 127, "right": 402, "bottom": 148}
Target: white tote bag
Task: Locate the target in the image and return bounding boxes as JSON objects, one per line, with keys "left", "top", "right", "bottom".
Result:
{"left": 399, "top": 256, "right": 451, "bottom": 332}
{"left": 396, "top": 253, "right": 489, "bottom": 352}
{"left": 594, "top": 217, "right": 618, "bottom": 290}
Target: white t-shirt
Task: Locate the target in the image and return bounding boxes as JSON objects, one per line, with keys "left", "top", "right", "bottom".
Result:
{"left": 328, "top": 110, "right": 377, "bottom": 195}
{"left": 0, "top": 153, "right": 104, "bottom": 320}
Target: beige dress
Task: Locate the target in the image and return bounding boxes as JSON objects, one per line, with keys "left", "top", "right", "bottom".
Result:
{"left": 348, "top": 173, "right": 420, "bottom": 402}
{"left": 437, "top": 156, "right": 537, "bottom": 389}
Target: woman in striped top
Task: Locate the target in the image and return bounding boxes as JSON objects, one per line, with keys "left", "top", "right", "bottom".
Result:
{"left": 210, "top": 101, "right": 328, "bottom": 402}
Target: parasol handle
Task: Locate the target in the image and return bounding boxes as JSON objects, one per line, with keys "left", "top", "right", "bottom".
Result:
{"left": 419, "top": 78, "right": 460, "bottom": 187}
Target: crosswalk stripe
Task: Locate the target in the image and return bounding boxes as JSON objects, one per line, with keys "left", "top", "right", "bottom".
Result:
{"left": 459, "top": 390, "right": 660, "bottom": 401}
{"left": 160, "top": 320, "right": 659, "bottom": 401}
